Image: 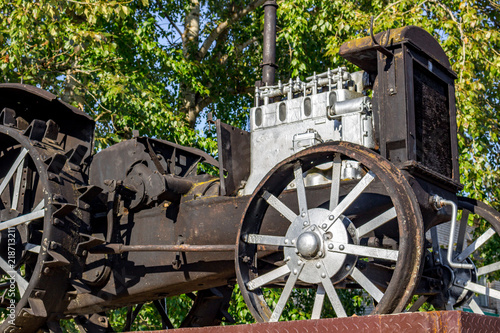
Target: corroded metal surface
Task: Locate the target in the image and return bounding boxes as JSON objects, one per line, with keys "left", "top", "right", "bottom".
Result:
{"left": 128, "top": 311, "right": 500, "bottom": 333}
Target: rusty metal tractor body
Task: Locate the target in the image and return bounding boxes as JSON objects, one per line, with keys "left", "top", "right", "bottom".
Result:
{"left": 1, "top": 14, "right": 500, "bottom": 333}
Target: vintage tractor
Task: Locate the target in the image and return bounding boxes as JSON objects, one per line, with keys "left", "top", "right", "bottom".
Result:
{"left": 1, "top": 6, "right": 500, "bottom": 332}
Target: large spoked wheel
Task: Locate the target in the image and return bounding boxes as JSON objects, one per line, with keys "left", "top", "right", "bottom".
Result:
{"left": 236, "top": 141, "right": 424, "bottom": 322}
{"left": 422, "top": 197, "right": 500, "bottom": 314}
{"left": 0, "top": 125, "right": 83, "bottom": 332}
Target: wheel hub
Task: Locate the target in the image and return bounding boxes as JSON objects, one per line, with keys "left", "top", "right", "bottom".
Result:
{"left": 296, "top": 231, "right": 321, "bottom": 258}
{"left": 283, "top": 208, "right": 357, "bottom": 284}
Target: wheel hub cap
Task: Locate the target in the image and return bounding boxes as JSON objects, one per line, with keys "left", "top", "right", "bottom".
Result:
{"left": 296, "top": 232, "right": 321, "bottom": 258}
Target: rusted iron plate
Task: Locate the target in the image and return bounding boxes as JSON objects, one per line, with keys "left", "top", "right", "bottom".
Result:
{"left": 127, "top": 311, "right": 500, "bottom": 333}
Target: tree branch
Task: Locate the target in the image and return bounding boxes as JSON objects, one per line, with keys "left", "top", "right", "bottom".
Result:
{"left": 197, "top": 0, "right": 265, "bottom": 60}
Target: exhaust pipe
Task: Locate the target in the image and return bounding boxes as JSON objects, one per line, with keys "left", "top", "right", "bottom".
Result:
{"left": 262, "top": 0, "right": 278, "bottom": 86}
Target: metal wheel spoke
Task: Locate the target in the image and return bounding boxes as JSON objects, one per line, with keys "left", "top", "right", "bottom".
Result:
{"left": 25, "top": 243, "right": 40, "bottom": 253}
{"left": 477, "top": 261, "right": 500, "bottom": 276}
{"left": 0, "top": 257, "right": 28, "bottom": 296}
{"left": 319, "top": 261, "right": 347, "bottom": 317}
{"left": 11, "top": 162, "right": 24, "bottom": 210}
{"left": 328, "top": 243, "right": 399, "bottom": 261}
{"left": 243, "top": 234, "right": 292, "bottom": 247}
{"left": 325, "top": 171, "right": 375, "bottom": 231}
{"left": 329, "top": 154, "right": 342, "bottom": 211}
{"left": 464, "top": 281, "right": 500, "bottom": 300}
{"left": 0, "top": 148, "right": 28, "bottom": 196}
{"left": 246, "top": 264, "right": 291, "bottom": 291}
{"left": 357, "top": 207, "right": 397, "bottom": 237}
{"left": 456, "top": 228, "right": 496, "bottom": 262}
{"left": 311, "top": 285, "right": 325, "bottom": 320}
{"left": 269, "top": 263, "right": 303, "bottom": 322}
{"left": 468, "top": 298, "right": 484, "bottom": 314}
{"left": 0, "top": 209, "right": 45, "bottom": 231}
{"left": 293, "top": 162, "right": 309, "bottom": 218}
{"left": 350, "top": 267, "right": 384, "bottom": 303}
{"left": 32, "top": 199, "right": 45, "bottom": 213}
{"left": 407, "top": 295, "right": 429, "bottom": 312}
{"left": 262, "top": 191, "right": 297, "bottom": 223}
{"left": 455, "top": 210, "right": 470, "bottom": 255}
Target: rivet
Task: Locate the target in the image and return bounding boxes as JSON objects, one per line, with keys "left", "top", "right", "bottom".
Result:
{"left": 311, "top": 225, "right": 316, "bottom": 231}
{"left": 458, "top": 256, "right": 463, "bottom": 261}
{"left": 301, "top": 212, "right": 306, "bottom": 217}
{"left": 345, "top": 264, "right": 351, "bottom": 270}
{"left": 456, "top": 280, "right": 462, "bottom": 285}
{"left": 322, "top": 223, "right": 327, "bottom": 229}
{"left": 82, "top": 250, "right": 88, "bottom": 256}
{"left": 285, "top": 256, "right": 291, "bottom": 262}
{"left": 284, "top": 239, "right": 289, "bottom": 244}
{"left": 339, "top": 245, "right": 345, "bottom": 251}
{"left": 329, "top": 215, "right": 334, "bottom": 220}
{"left": 43, "top": 267, "right": 50, "bottom": 275}
{"left": 321, "top": 273, "right": 326, "bottom": 278}
{"left": 291, "top": 239, "right": 295, "bottom": 245}
{"left": 293, "top": 269, "right": 298, "bottom": 275}
{"left": 318, "top": 251, "right": 323, "bottom": 256}
{"left": 328, "top": 243, "right": 334, "bottom": 250}
{"left": 316, "top": 263, "right": 321, "bottom": 268}
{"left": 303, "top": 222, "right": 309, "bottom": 227}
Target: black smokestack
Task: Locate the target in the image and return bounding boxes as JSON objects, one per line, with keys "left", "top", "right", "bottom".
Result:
{"left": 262, "top": 0, "right": 278, "bottom": 87}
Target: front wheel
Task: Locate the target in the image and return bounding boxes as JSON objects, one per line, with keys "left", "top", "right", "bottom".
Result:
{"left": 236, "top": 142, "right": 424, "bottom": 322}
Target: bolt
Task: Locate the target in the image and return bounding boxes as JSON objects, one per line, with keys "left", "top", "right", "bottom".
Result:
{"left": 43, "top": 267, "right": 50, "bottom": 275}
{"left": 291, "top": 239, "right": 295, "bottom": 245}
{"left": 328, "top": 243, "right": 334, "bottom": 250}
{"left": 436, "top": 259, "right": 441, "bottom": 264}
{"left": 329, "top": 215, "right": 334, "bottom": 220}
{"left": 293, "top": 269, "right": 298, "bottom": 275}
{"left": 285, "top": 256, "right": 291, "bottom": 262}
{"left": 303, "top": 222, "right": 309, "bottom": 227}
{"left": 311, "top": 225, "right": 316, "bottom": 231}
{"left": 322, "top": 223, "right": 327, "bottom": 229}
{"left": 318, "top": 251, "right": 323, "bottom": 257}
{"left": 316, "top": 263, "right": 321, "bottom": 268}
{"left": 321, "top": 273, "right": 326, "bottom": 278}
{"left": 339, "top": 245, "right": 345, "bottom": 251}
{"left": 457, "top": 256, "right": 463, "bottom": 261}
{"left": 301, "top": 212, "right": 306, "bottom": 217}
{"left": 297, "top": 260, "right": 303, "bottom": 266}
{"left": 35, "top": 291, "right": 42, "bottom": 298}
{"left": 284, "top": 239, "right": 289, "bottom": 244}
{"left": 82, "top": 250, "right": 88, "bottom": 256}
{"left": 345, "top": 264, "right": 351, "bottom": 270}
{"left": 456, "top": 280, "right": 462, "bottom": 285}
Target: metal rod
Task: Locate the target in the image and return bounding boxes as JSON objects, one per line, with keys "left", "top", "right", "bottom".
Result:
{"left": 262, "top": 0, "right": 278, "bottom": 87}
{"left": 89, "top": 243, "right": 236, "bottom": 254}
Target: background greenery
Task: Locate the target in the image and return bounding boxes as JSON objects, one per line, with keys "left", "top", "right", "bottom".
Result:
{"left": 1, "top": 0, "right": 499, "bottom": 331}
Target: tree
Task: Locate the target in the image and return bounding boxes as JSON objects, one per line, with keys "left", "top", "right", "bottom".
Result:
{"left": 1, "top": 0, "right": 500, "bottom": 329}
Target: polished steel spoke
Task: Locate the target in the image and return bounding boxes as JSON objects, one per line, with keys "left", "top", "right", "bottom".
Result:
{"left": 0, "top": 148, "right": 28, "bottom": 196}
{"left": 0, "top": 257, "right": 28, "bottom": 296}
{"left": 325, "top": 171, "right": 375, "bottom": 231}
{"left": 319, "top": 261, "right": 347, "bottom": 317}
{"left": 243, "top": 234, "right": 292, "bottom": 247}
{"left": 246, "top": 264, "right": 291, "bottom": 291}
{"left": 293, "top": 162, "right": 309, "bottom": 225}
{"left": 468, "top": 298, "right": 484, "bottom": 314}
{"left": 357, "top": 207, "right": 397, "bottom": 238}
{"left": 269, "top": 262, "right": 303, "bottom": 322}
{"left": 329, "top": 243, "right": 399, "bottom": 261}
{"left": 311, "top": 284, "right": 325, "bottom": 320}
{"left": 25, "top": 243, "right": 40, "bottom": 254}
{"left": 0, "top": 209, "right": 45, "bottom": 231}
{"left": 329, "top": 154, "right": 342, "bottom": 211}
{"left": 350, "top": 267, "right": 383, "bottom": 303}
{"left": 32, "top": 199, "right": 45, "bottom": 213}
{"left": 11, "top": 161, "right": 24, "bottom": 210}
{"left": 455, "top": 210, "right": 470, "bottom": 255}
{"left": 477, "top": 261, "right": 500, "bottom": 276}
{"left": 262, "top": 191, "right": 297, "bottom": 223}
{"left": 464, "top": 281, "right": 500, "bottom": 300}
{"left": 456, "top": 228, "right": 496, "bottom": 262}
